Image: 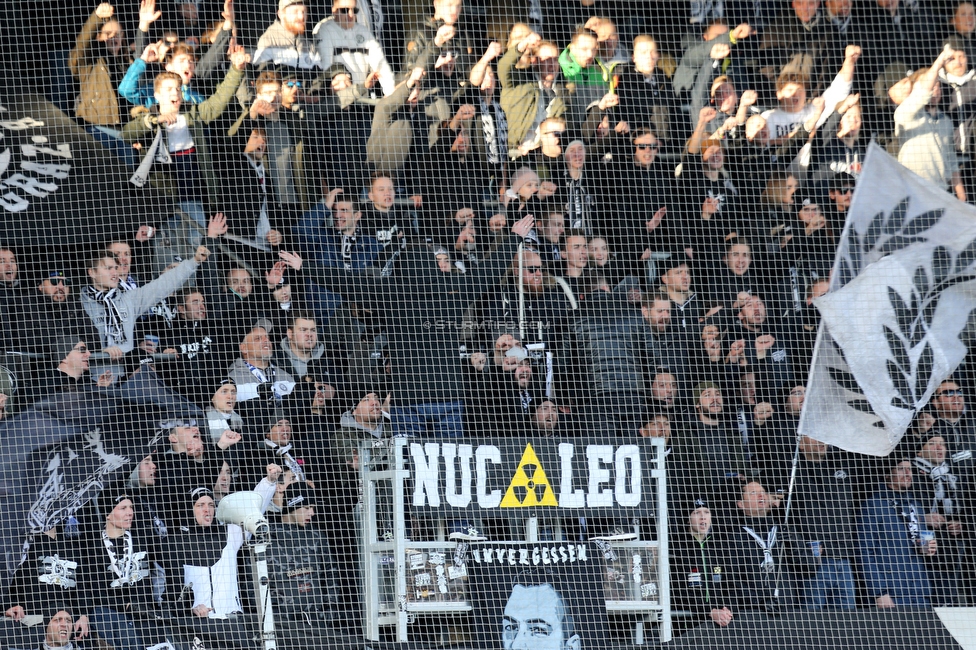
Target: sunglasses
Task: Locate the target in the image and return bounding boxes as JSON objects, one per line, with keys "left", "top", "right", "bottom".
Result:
{"left": 73, "top": 345, "right": 89, "bottom": 353}
{"left": 334, "top": 6, "right": 359, "bottom": 14}
{"left": 48, "top": 277, "right": 70, "bottom": 286}
{"left": 523, "top": 266, "right": 543, "bottom": 273}
{"left": 635, "top": 143, "right": 659, "bottom": 150}
{"left": 284, "top": 81, "right": 302, "bottom": 88}
{"left": 938, "top": 389, "right": 962, "bottom": 397}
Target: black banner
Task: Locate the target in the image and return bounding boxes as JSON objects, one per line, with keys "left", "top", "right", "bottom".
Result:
{"left": 469, "top": 541, "right": 609, "bottom": 649}
{"left": 404, "top": 437, "right": 661, "bottom": 519}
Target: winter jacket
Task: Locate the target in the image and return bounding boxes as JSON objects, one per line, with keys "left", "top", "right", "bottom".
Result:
{"left": 69, "top": 10, "right": 129, "bottom": 126}
{"left": 121, "top": 65, "right": 244, "bottom": 204}
{"left": 858, "top": 486, "right": 933, "bottom": 604}
{"left": 80, "top": 258, "right": 200, "bottom": 353}
{"left": 497, "top": 44, "right": 567, "bottom": 151}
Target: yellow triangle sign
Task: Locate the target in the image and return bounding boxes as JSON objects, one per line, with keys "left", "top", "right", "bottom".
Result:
{"left": 500, "top": 443, "right": 559, "bottom": 508}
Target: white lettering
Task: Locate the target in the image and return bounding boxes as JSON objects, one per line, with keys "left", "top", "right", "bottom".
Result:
{"left": 558, "top": 443, "right": 585, "bottom": 508}
{"left": 614, "top": 445, "right": 642, "bottom": 508}
{"left": 3, "top": 173, "right": 57, "bottom": 197}
{"left": 21, "top": 143, "right": 72, "bottom": 159}
{"left": 518, "top": 549, "right": 529, "bottom": 565}
{"left": 576, "top": 544, "right": 588, "bottom": 561}
{"left": 541, "top": 547, "right": 551, "bottom": 564}
{"left": 0, "top": 191, "right": 28, "bottom": 212}
{"left": 0, "top": 118, "right": 44, "bottom": 130}
{"left": 21, "top": 162, "right": 71, "bottom": 179}
{"left": 586, "top": 445, "right": 614, "bottom": 507}
{"left": 443, "top": 444, "right": 472, "bottom": 508}
{"left": 410, "top": 443, "right": 441, "bottom": 508}
{"left": 475, "top": 445, "right": 501, "bottom": 508}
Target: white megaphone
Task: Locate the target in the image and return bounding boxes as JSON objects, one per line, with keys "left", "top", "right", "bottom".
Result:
{"left": 216, "top": 491, "right": 270, "bottom": 538}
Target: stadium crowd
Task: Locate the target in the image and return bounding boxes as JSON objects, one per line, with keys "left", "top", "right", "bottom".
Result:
{"left": 1, "top": 0, "right": 975, "bottom": 647}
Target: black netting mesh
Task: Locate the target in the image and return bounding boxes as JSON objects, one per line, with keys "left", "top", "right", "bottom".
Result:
{"left": 0, "top": 0, "right": 974, "bottom": 648}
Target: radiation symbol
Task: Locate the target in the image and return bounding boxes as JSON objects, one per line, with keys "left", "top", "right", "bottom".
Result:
{"left": 500, "top": 444, "right": 558, "bottom": 508}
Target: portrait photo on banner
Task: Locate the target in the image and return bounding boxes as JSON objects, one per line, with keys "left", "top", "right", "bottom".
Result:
{"left": 469, "top": 541, "right": 609, "bottom": 650}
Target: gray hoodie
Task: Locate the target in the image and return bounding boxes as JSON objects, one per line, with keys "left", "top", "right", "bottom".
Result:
{"left": 274, "top": 337, "right": 325, "bottom": 379}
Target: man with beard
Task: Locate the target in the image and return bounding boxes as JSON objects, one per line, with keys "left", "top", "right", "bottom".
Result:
{"left": 721, "top": 481, "right": 809, "bottom": 611}
{"left": 729, "top": 294, "right": 793, "bottom": 395}
{"left": 687, "top": 382, "right": 755, "bottom": 506}
{"left": 896, "top": 48, "right": 967, "bottom": 200}
{"left": 253, "top": 0, "right": 322, "bottom": 82}
{"left": 468, "top": 248, "right": 573, "bottom": 393}
{"left": 859, "top": 459, "right": 937, "bottom": 608}
{"left": 641, "top": 293, "right": 690, "bottom": 387}
{"left": 489, "top": 347, "right": 542, "bottom": 434}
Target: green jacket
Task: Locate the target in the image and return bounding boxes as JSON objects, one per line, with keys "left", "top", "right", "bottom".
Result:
{"left": 498, "top": 45, "right": 567, "bottom": 151}
{"left": 122, "top": 65, "right": 244, "bottom": 205}
{"left": 558, "top": 48, "right": 609, "bottom": 88}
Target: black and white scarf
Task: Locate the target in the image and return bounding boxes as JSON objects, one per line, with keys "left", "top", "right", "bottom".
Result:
{"left": 84, "top": 286, "right": 126, "bottom": 346}
{"left": 264, "top": 439, "right": 306, "bottom": 482}
{"left": 914, "top": 457, "right": 958, "bottom": 515}
{"left": 480, "top": 98, "right": 509, "bottom": 166}
{"left": 102, "top": 530, "right": 149, "bottom": 588}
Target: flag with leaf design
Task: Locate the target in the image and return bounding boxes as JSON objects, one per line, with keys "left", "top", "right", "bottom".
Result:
{"left": 798, "top": 143, "right": 976, "bottom": 456}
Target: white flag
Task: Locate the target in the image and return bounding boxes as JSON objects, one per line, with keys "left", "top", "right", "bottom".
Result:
{"left": 798, "top": 143, "right": 976, "bottom": 456}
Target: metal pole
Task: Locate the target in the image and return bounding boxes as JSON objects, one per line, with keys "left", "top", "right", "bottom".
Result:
{"left": 517, "top": 243, "right": 526, "bottom": 343}
{"left": 249, "top": 541, "right": 278, "bottom": 650}
{"left": 771, "top": 435, "right": 802, "bottom": 606}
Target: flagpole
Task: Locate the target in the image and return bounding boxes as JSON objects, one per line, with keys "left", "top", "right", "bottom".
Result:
{"left": 771, "top": 433, "right": 802, "bottom": 607}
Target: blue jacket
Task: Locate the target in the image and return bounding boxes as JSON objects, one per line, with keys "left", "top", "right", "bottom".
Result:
{"left": 293, "top": 203, "right": 381, "bottom": 271}
{"left": 118, "top": 58, "right": 206, "bottom": 107}
{"left": 858, "top": 486, "right": 933, "bottom": 604}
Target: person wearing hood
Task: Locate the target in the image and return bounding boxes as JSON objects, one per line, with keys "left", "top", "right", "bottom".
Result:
{"left": 204, "top": 377, "right": 246, "bottom": 449}
{"left": 895, "top": 48, "right": 967, "bottom": 201}
{"left": 165, "top": 469, "right": 277, "bottom": 649}
{"left": 272, "top": 312, "right": 325, "bottom": 380}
